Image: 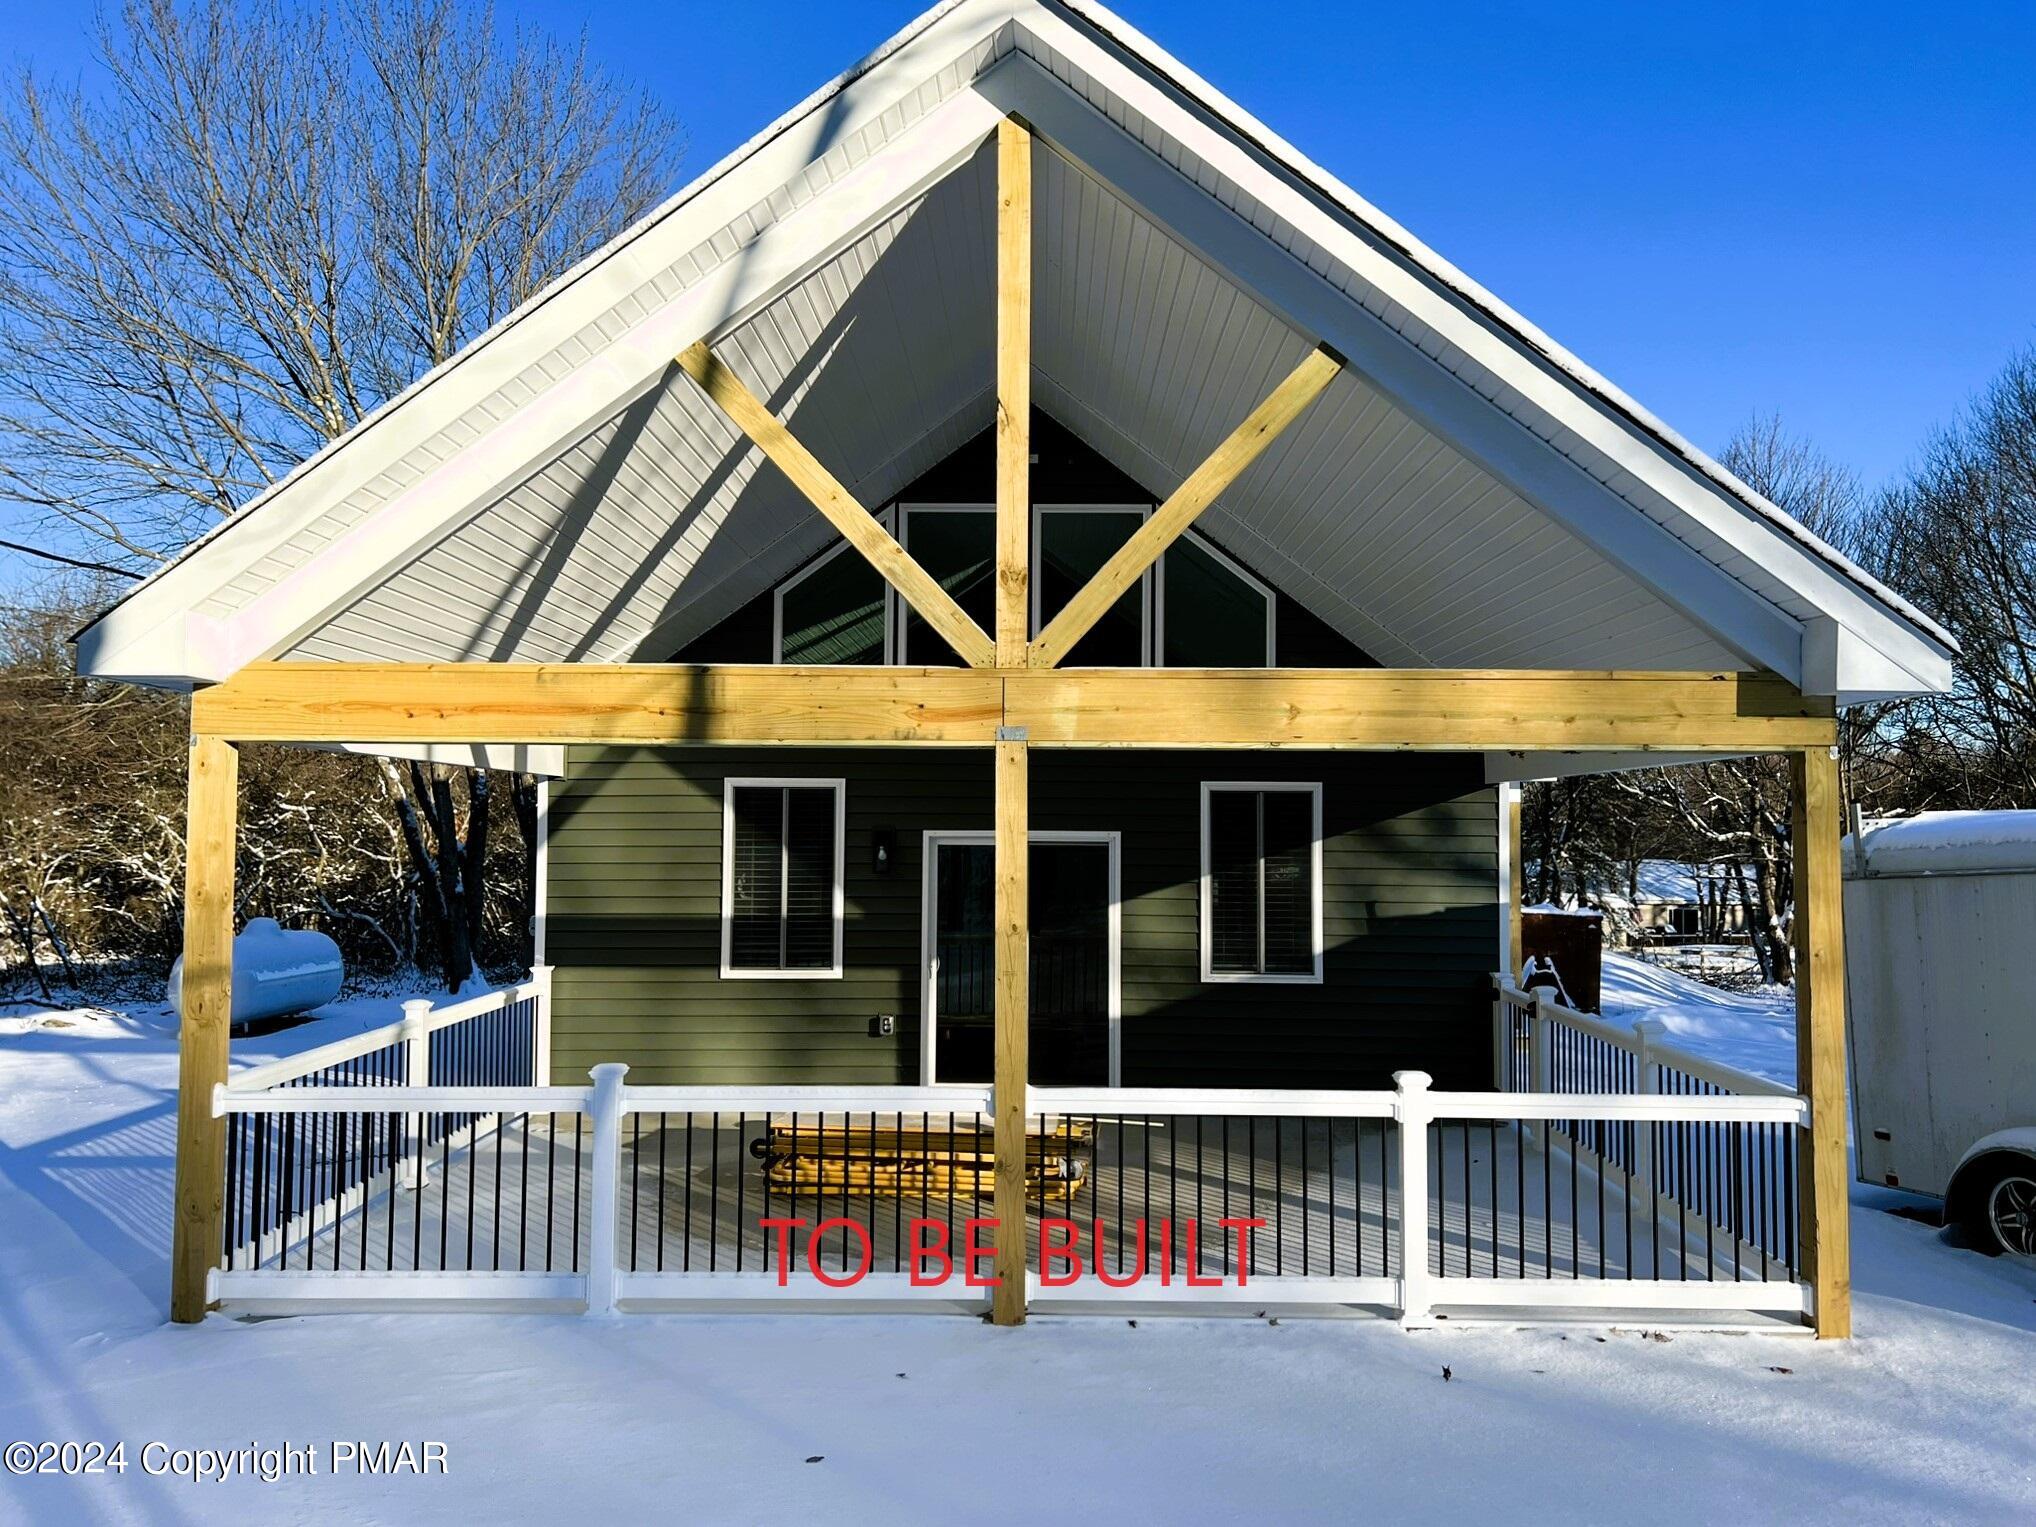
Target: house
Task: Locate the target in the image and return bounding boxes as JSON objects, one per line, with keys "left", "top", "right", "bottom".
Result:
{"left": 1609, "top": 860, "right": 1756, "bottom": 942}
{"left": 74, "top": 0, "right": 1952, "bottom": 1335}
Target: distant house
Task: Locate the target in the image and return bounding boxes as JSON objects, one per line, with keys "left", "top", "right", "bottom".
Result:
{"left": 1600, "top": 861, "right": 1755, "bottom": 942}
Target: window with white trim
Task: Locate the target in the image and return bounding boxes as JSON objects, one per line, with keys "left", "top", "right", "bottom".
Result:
{"left": 722, "top": 780, "right": 846, "bottom": 978}
{"left": 899, "top": 504, "right": 994, "bottom": 665}
{"left": 1159, "top": 534, "right": 1273, "bottom": 666}
{"left": 1035, "top": 504, "right": 1148, "bottom": 665}
{"left": 1200, "top": 782, "right": 1322, "bottom": 982}
{"left": 775, "top": 510, "right": 892, "bottom": 665}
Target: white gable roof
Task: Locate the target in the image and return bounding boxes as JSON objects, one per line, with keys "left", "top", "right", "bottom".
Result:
{"left": 75, "top": 0, "right": 1953, "bottom": 703}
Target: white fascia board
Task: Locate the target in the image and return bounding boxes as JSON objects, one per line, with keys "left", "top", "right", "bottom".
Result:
{"left": 1007, "top": 7, "right": 1954, "bottom": 692}
{"left": 1058, "top": 3, "right": 1945, "bottom": 638}
{"left": 1801, "top": 614, "right": 1952, "bottom": 704}
{"left": 75, "top": 3, "right": 1024, "bottom": 685}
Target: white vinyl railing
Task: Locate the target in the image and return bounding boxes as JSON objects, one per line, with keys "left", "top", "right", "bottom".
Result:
{"left": 226, "top": 968, "right": 552, "bottom": 1094}
{"left": 1488, "top": 978, "right": 1805, "bottom": 1310}
{"left": 1492, "top": 976, "right": 1793, "bottom": 1103}
{"left": 213, "top": 971, "right": 551, "bottom": 1280}
{"left": 209, "top": 1061, "right": 1810, "bottom": 1324}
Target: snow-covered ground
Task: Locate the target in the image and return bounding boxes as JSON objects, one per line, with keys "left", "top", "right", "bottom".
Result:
{"left": 1599, "top": 950, "right": 1798, "bottom": 1086}
{"left": 1, "top": 982, "right": 2032, "bottom": 1523}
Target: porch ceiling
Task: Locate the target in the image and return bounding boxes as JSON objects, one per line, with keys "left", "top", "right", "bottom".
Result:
{"left": 72, "top": 0, "right": 1954, "bottom": 699}
{"left": 285, "top": 137, "right": 1741, "bottom": 674}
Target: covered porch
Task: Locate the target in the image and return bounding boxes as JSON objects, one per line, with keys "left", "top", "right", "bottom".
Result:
{"left": 81, "top": 40, "right": 1925, "bottom": 1339}
{"left": 180, "top": 658, "right": 1849, "bottom": 1333}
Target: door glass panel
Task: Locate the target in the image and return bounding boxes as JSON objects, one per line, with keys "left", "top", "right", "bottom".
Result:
{"left": 933, "top": 844, "right": 994, "bottom": 1083}
{"left": 931, "top": 841, "right": 1109, "bottom": 1085}
{"left": 1028, "top": 844, "right": 1110, "bottom": 1084}
{"left": 901, "top": 511, "right": 994, "bottom": 664}
{"left": 1037, "top": 510, "right": 1146, "bottom": 666}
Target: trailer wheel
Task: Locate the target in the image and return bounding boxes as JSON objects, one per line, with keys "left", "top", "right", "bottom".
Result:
{"left": 1965, "top": 1156, "right": 2036, "bottom": 1258}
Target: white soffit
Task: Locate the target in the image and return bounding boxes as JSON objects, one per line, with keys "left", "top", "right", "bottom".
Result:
{"left": 71, "top": 0, "right": 1953, "bottom": 702}
{"left": 1025, "top": 148, "right": 1738, "bottom": 670}
{"left": 295, "top": 151, "right": 999, "bottom": 665}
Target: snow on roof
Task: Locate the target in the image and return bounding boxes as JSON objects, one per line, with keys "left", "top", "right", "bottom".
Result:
{"left": 1632, "top": 859, "right": 1750, "bottom": 904}
{"left": 1845, "top": 810, "right": 2036, "bottom": 878}
{"left": 1571, "top": 860, "right": 1748, "bottom": 906}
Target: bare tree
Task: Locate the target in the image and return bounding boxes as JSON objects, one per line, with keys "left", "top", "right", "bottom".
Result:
{"left": 1719, "top": 412, "right": 1865, "bottom": 549}
{"left": 0, "top": 0, "right": 680, "bottom": 991}
{"left": 0, "top": 0, "right": 680, "bottom": 568}
{"left": 1528, "top": 417, "right": 1867, "bottom": 986}
{"left": 1858, "top": 349, "right": 2036, "bottom": 805}
{"left": 0, "top": 576, "right": 538, "bottom": 994}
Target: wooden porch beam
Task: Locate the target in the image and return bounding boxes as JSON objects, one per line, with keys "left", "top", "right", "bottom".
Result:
{"left": 991, "top": 732, "right": 1029, "bottom": 1324}
{"left": 172, "top": 735, "right": 237, "bottom": 1323}
{"left": 995, "top": 116, "right": 1031, "bottom": 668}
{"left": 1790, "top": 747, "right": 1852, "bottom": 1338}
{"left": 676, "top": 342, "right": 996, "bottom": 668}
{"left": 192, "top": 663, "right": 1004, "bottom": 746}
{"left": 1028, "top": 345, "right": 1342, "bottom": 669}
{"left": 191, "top": 663, "right": 1836, "bottom": 752}
{"left": 1003, "top": 669, "right": 1838, "bottom": 752}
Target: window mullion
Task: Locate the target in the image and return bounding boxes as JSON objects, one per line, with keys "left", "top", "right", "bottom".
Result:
{"left": 779, "top": 789, "right": 791, "bottom": 970}
{"left": 1255, "top": 791, "right": 1267, "bottom": 977}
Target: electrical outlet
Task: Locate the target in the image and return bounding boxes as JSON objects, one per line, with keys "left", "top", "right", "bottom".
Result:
{"left": 872, "top": 1014, "right": 895, "bottom": 1038}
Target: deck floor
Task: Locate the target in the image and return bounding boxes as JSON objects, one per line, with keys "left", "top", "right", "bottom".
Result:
{"left": 237, "top": 1112, "right": 1784, "bottom": 1295}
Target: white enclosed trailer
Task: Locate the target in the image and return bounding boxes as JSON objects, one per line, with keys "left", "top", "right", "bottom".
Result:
{"left": 1844, "top": 812, "right": 2036, "bottom": 1256}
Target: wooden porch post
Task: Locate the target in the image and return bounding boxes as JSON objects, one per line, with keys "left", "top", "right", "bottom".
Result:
{"left": 1505, "top": 782, "right": 1524, "bottom": 981}
{"left": 172, "top": 734, "right": 238, "bottom": 1323}
{"left": 991, "top": 112, "right": 1033, "bottom": 1324}
{"left": 995, "top": 114, "right": 1031, "bottom": 668}
{"left": 992, "top": 732, "right": 1029, "bottom": 1324}
{"left": 1790, "top": 746, "right": 1852, "bottom": 1338}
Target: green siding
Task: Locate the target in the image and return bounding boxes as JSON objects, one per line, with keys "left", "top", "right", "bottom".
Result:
{"left": 547, "top": 748, "right": 1497, "bottom": 1088}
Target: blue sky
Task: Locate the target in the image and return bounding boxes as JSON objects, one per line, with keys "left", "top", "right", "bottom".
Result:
{"left": 509, "top": 0, "right": 2036, "bottom": 490}
{"left": 2, "top": 0, "right": 2033, "bottom": 583}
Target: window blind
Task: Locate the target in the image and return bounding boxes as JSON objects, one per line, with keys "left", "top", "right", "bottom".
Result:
{"left": 729, "top": 784, "right": 838, "bottom": 971}
{"left": 1206, "top": 786, "right": 1317, "bottom": 977}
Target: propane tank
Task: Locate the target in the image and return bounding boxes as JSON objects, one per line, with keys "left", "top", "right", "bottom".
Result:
{"left": 167, "top": 917, "right": 344, "bottom": 1026}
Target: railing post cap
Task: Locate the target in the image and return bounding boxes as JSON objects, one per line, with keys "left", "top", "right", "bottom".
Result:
{"left": 399, "top": 999, "right": 432, "bottom": 1041}
{"left": 1631, "top": 1018, "right": 1668, "bottom": 1039}
{"left": 1392, "top": 1069, "right": 1432, "bottom": 1092}
{"left": 589, "top": 1062, "right": 629, "bottom": 1084}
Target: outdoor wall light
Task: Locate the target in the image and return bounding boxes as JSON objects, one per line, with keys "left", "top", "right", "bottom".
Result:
{"left": 872, "top": 827, "right": 896, "bottom": 875}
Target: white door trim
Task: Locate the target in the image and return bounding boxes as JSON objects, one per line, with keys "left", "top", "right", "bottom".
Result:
{"left": 919, "top": 829, "right": 1122, "bottom": 1089}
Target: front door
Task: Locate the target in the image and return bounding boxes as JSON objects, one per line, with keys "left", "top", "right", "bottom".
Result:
{"left": 923, "top": 834, "right": 1118, "bottom": 1086}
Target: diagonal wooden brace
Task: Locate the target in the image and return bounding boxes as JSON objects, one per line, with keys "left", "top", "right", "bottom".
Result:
{"left": 677, "top": 341, "right": 996, "bottom": 668}
{"left": 1029, "top": 344, "right": 1342, "bottom": 668}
